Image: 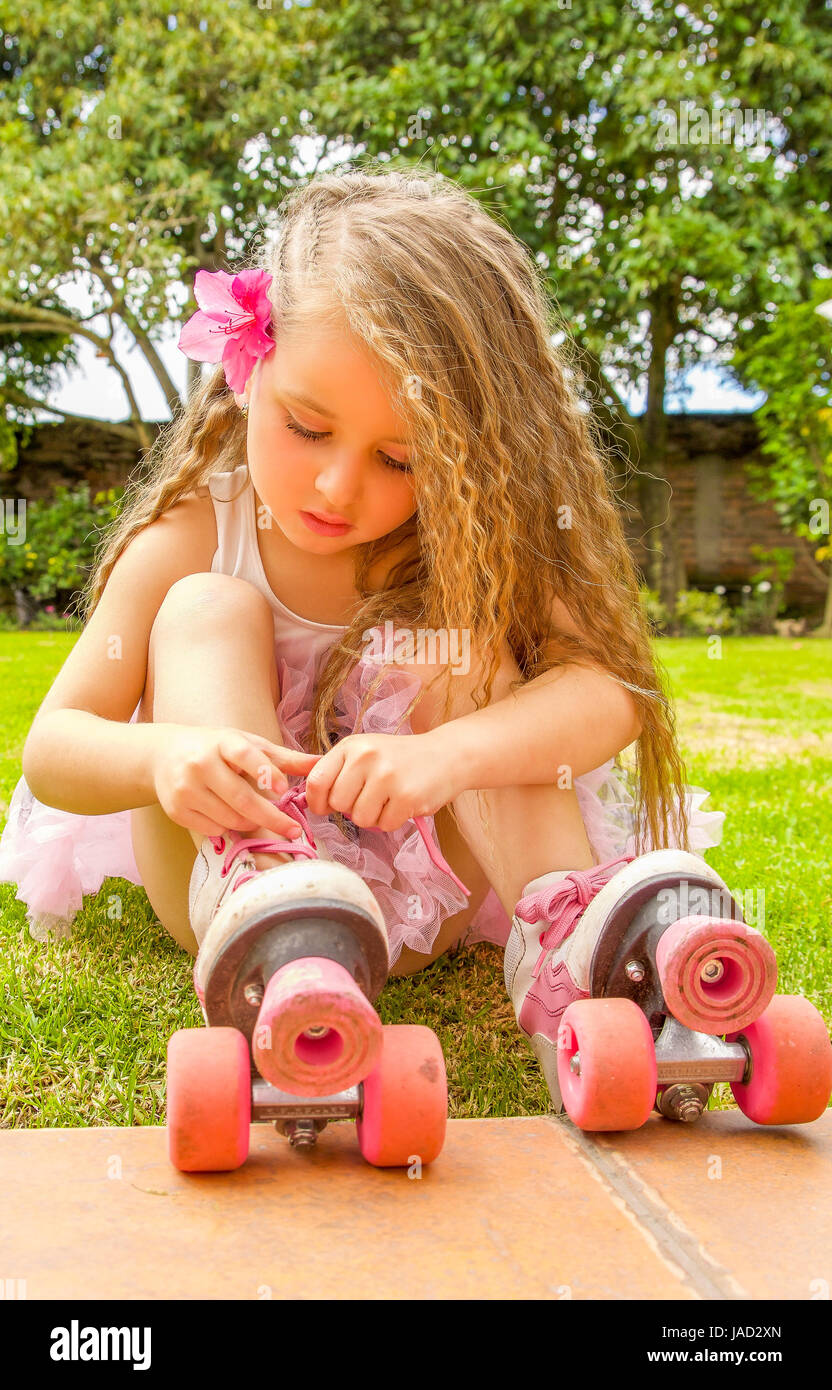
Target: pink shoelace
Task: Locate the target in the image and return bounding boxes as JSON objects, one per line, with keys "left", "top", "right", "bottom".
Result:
{"left": 515, "top": 854, "right": 635, "bottom": 981}
{"left": 208, "top": 781, "right": 472, "bottom": 897}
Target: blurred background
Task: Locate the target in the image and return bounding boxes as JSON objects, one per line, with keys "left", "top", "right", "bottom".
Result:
{"left": 0, "top": 0, "right": 830, "bottom": 636}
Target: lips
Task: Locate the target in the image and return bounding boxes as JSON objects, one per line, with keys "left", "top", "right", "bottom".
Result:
{"left": 299, "top": 510, "right": 355, "bottom": 536}
{"left": 308, "top": 510, "right": 352, "bottom": 525}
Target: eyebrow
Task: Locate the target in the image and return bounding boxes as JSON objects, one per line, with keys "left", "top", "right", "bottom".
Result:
{"left": 279, "top": 388, "right": 408, "bottom": 446}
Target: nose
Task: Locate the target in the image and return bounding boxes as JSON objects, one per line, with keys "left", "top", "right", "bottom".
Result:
{"left": 314, "top": 452, "right": 362, "bottom": 511}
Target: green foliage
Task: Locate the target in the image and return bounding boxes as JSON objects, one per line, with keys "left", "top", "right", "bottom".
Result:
{"left": 0, "top": 409, "right": 34, "bottom": 475}
{"left": 0, "top": 607, "right": 82, "bottom": 632}
{"left": 2, "top": 1, "right": 831, "bottom": 634}
{"left": 640, "top": 543, "right": 798, "bottom": 637}
{"left": 2, "top": 1, "right": 830, "bottom": 443}
{"left": 0, "top": 485, "right": 123, "bottom": 618}
{"left": 731, "top": 284, "right": 832, "bottom": 566}
{"left": 0, "top": 305, "right": 80, "bottom": 469}
{"left": 0, "top": 0, "right": 323, "bottom": 426}
{"left": 735, "top": 545, "right": 795, "bottom": 633}
{"left": 637, "top": 581, "right": 797, "bottom": 637}
{"left": 749, "top": 545, "right": 796, "bottom": 589}
{"left": 292, "top": 1, "right": 832, "bottom": 414}
{"left": 638, "top": 584, "right": 669, "bottom": 632}
{"left": 640, "top": 585, "right": 738, "bottom": 636}
{"left": 672, "top": 589, "right": 737, "bottom": 637}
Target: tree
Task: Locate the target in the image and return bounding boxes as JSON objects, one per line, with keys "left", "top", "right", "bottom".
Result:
{"left": 290, "top": 0, "right": 832, "bottom": 614}
{"left": 0, "top": 0, "right": 320, "bottom": 466}
{"left": 731, "top": 281, "right": 832, "bottom": 636}
{"left": 1, "top": 0, "right": 829, "bottom": 628}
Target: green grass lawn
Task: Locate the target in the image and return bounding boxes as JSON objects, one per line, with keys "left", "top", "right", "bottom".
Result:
{"left": 1, "top": 632, "right": 830, "bottom": 1128}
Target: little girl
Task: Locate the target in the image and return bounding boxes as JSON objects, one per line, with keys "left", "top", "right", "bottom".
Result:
{"left": 0, "top": 167, "right": 723, "bottom": 1111}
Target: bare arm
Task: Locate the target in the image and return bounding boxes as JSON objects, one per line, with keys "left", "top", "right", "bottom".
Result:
{"left": 428, "top": 662, "right": 642, "bottom": 793}
{"left": 14, "top": 496, "right": 319, "bottom": 838}
{"left": 428, "top": 591, "right": 643, "bottom": 791}
{"left": 17, "top": 491, "right": 217, "bottom": 817}
{"left": 22, "top": 711, "right": 181, "bottom": 815}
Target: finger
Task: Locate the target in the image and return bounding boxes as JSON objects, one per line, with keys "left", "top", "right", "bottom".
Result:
{"left": 218, "top": 735, "right": 289, "bottom": 797}
{"left": 202, "top": 764, "right": 305, "bottom": 838}
{"left": 274, "top": 747, "right": 324, "bottom": 770}
{"left": 325, "top": 757, "right": 386, "bottom": 821}
{"left": 304, "top": 747, "right": 347, "bottom": 815}
{"left": 180, "top": 796, "right": 298, "bottom": 842}
{"left": 179, "top": 807, "right": 230, "bottom": 839}
{"left": 375, "top": 801, "right": 407, "bottom": 833}
{"left": 245, "top": 734, "right": 324, "bottom": 773}
{"left": 348, "top": 786, "right": 390, "bottom": 830}
{"left": 185, "top": 783, "right": 270, "bottom": 836}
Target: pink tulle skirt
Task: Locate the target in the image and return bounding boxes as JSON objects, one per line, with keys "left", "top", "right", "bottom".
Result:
{"left": 0, "top": 639, "right": 726, "bottom": 963}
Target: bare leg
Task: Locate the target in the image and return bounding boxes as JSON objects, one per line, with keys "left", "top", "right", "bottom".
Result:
{"left": 132, "top": 574, "right": 296, "bottom": 944}
{"left": 153, "top": 577, "right": 296, "bottom": 869}
{"left": 445, "top": 782, "right": 595, "bottom": 919}
{"left": 390, "top": 642, "right": 597, "bottom": 975}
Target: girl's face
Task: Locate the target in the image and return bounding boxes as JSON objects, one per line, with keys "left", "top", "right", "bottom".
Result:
{"left": 241, "top": 328, "right": 417, "bottom": 556}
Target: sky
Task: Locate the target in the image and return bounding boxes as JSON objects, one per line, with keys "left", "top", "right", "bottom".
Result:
{"left": 40, "top": 309, "right": 764, "bottom": 425}
{"left": 37, "top": 254, "right": 765, "bottom": 426}
{"left": 31, "top": 121, "right": 772, "bottom": 424}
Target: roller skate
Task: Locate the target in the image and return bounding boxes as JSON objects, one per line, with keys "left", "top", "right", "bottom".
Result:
{"left": 506, "top": 849, "right": 832, "bottom": 1132}
{"left": 167, "top": 785, "right": 471, "bottom": 1171}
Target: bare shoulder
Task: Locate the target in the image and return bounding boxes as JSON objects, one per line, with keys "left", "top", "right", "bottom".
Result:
{"left": 142, "top": 483, "right": 218, "bottom": 570}
{"left": 548, "top": 591, "right": 584, "bottom": 639}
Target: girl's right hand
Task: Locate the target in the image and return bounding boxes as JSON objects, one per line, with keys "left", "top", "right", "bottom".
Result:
{"left": 151, "top": 724, "right": 322, "bottom": 840}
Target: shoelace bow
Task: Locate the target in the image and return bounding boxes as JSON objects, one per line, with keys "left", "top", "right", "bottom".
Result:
{"left": 208, "top": 781, "right": 471, "bottom": 897}
{"left": 517, "top": 854, "right": 635, "bottom": 980}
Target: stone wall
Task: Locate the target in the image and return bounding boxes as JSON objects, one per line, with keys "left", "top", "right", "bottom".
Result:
{"left": 619, "top": 413, "right": 825, "bottom": 614}
{"left": 5, "top": 413, "right": 828, "bottom": 617}
{"left": 6, "top": 420, "right": 145, "bottom": 501}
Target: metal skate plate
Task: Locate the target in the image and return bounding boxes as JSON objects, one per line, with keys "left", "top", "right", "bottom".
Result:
{"left": 203, "top": 901, "right": 389, "bottom": 1039}
{"left": 653, "top": 1014, "right": 749, "bottom": 1086}
{"left": 588, "top": 869, "right": 746, "bottom": 1034}
{"left": 251, "top": 1078, "right": 361, "bottom": 1121}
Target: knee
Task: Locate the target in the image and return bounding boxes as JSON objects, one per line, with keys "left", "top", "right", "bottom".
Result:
{"left": 156, "top": 573, "right": 273, "bottom": 629}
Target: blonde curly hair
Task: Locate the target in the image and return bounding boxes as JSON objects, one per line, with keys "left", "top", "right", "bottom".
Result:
{"left": 80, "top": 163, "right": 690, "bottom": 856}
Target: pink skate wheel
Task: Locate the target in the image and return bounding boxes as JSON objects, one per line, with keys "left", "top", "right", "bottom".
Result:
{"left": 656, "top": 915, "right": 777, "bottom": 1034}
{"left": 167, "top": 1027, "right": 251, "bottom": 1172}
{"left": 557, "top": 998, "right": 657, "bottom": 1132}
{"left": 357, "top": 1025, "right": 447, "bottom": 1167}
{"left": 252, "top": 955, "right": 382, "bottom": 1097}
{"left": 727, "top": 995, "right": 832, "bottom": 1125}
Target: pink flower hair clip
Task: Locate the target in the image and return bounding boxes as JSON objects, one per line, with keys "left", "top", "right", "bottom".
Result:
{"left": 177, "top": 267, "right": 276, "bottom": 396}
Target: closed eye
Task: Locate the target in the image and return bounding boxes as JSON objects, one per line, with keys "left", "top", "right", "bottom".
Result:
{"left": 284, "top": 415, "right": 412, "bottom": 474}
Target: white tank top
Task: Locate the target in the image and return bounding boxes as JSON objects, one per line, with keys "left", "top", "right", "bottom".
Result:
{"left": 207, "top": 464, "right": 349, "bottom": 669}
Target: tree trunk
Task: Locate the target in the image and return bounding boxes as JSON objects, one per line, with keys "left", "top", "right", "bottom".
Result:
{"left": 13, "top": 586, "right": 37, "bottom": 628}
{"left": 639, "top": 287, "right": 684, "bottom": 623}
{"left": 186, "top": 357, "right": 201, "bottom": 400}
{"left": 795, "top": 536, "right": 832, "bottom": 635}
{"left": 817, "top": 572, "right": 832, "bottom": 637}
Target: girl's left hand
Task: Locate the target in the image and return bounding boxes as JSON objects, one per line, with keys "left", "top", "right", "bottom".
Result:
{"left": 302, "top": 731, "right": 461, "bottom": 833}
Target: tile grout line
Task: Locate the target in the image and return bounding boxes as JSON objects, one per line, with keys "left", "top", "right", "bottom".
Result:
{"left": 546, "top": 1116, "right": 752, "bottom": 1301}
